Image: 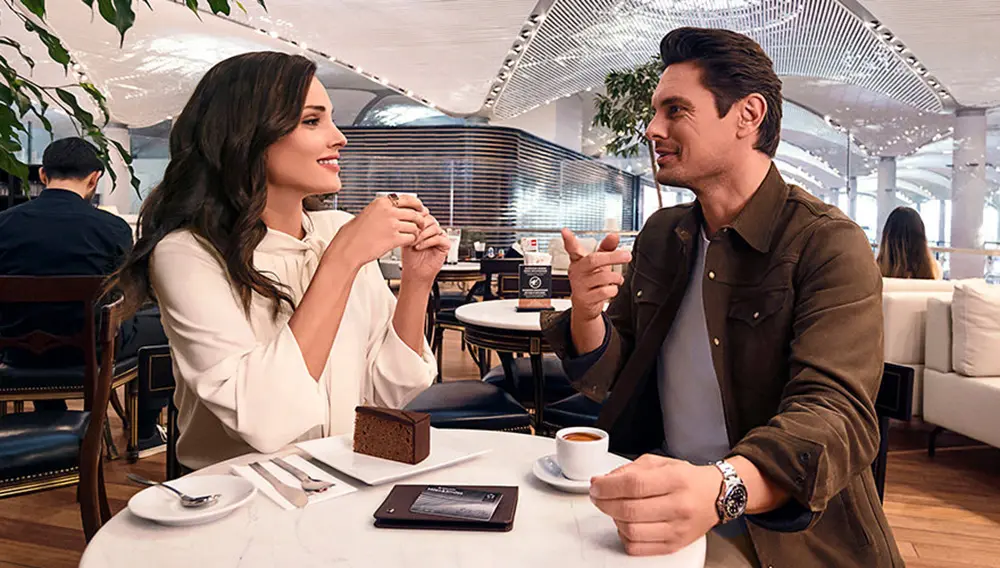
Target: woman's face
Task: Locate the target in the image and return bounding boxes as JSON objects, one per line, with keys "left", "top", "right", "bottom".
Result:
{"left": 265, "top": 76, "right": 348, "bottom": 197}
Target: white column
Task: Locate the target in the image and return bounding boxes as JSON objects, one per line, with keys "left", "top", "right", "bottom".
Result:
{"left": 848, "top": 176, "right": 858, "bottom": 221}
{"left": 938, "top": 198, "right": 947, "bottom": 246}
{"left": 98, "top": 122, "right": 137, "bottom": 214}
{"left": 876, "top": 157, "right": 896, "bottom": 242}
{"left": 950, "top": 108, "right": 988, "bottom": 278}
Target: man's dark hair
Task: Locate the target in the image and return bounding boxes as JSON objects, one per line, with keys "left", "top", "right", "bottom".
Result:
{"left": 660, "top": 27, "right": 783, "bottom": 157}
{"left": 41, "top": 137, "right": 105, "bottom": 180}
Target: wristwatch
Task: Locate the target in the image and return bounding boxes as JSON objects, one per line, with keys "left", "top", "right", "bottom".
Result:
{"left": 714, "top": 460, "right": 748, "bottom": 524}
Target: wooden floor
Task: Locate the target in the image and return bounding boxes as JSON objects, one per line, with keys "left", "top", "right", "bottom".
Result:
{"left": 1, "top": 333, "right": 998, "bottom": 568}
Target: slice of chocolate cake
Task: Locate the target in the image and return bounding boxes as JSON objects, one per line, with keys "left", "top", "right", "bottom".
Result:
{"left": 353, "top": 406, "right": 431, "bottom": 465}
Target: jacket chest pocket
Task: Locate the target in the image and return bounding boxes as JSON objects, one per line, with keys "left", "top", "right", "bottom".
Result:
{"left": 726, "top": 289, "right": 792, "bottom": 398}
{"left": 728, "top": 289, "right": 789, "bottom": 327}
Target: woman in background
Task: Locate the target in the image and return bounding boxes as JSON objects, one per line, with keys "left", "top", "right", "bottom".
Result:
{"left": 877, "top": 206, "right": 943, "bottom": 279}
{"left": 108, "top": 52, "right": 448, "bottom": 469}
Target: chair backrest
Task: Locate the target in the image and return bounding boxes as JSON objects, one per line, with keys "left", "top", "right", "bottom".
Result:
{"left": 78, "top": 295, "right": 125, "bottom": 539}
{"left": 0, "top": 275, "right": 122, "bottom": 540}
{"left": 0, "top": 275, "right": 105, "bottom": 405}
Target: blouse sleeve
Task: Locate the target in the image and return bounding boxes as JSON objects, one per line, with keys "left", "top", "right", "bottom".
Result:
{"left": 360, "top": 261, "right": 437, "bottom": 408}
{"left": 150, "top": 234, "right": 328, "bottom": 454}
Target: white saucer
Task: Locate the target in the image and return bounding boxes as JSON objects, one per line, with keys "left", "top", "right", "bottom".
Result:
{"left": 532, "top": 453, "right": 632, "bottom": 493}
{"left": 128, "top": 475, "right": 257, "bottom": 527}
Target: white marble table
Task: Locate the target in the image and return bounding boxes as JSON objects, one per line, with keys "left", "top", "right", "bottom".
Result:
{"left": 81, "top": 430, "right": 705, "bottom": 568}
{"left": 455, "top": 299, "right": 571, "bottom": 332}
{"left": 455, "top": 300, "right": 572, "bottom": 429}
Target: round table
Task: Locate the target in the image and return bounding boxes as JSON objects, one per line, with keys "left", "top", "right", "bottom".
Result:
{"left": 456, "top": 300, "right": 571, "bottom": 430}
{"left": 81, "top": 430, "right": 706, "bottom": 568}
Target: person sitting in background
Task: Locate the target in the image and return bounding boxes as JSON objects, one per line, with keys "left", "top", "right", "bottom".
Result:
{"left": 0, "top": 137, "right": 169, "bottom": 456}
{"left": 107, "top": 52, "right": 447, "bottom": 470}
{"left": 877, "top": 206, "right": 943, "bottom": 279}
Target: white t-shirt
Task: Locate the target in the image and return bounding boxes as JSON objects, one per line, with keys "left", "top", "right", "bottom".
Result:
{"left": 657, "top": 228, "right": 730, "bottom": 464}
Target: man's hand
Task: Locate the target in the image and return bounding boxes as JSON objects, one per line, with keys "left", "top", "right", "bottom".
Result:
{"left": 590, "top": 454, "right": 722, "bottom": 556}
{"left": 563, "top": 228, "right": 631, "bottom": 355}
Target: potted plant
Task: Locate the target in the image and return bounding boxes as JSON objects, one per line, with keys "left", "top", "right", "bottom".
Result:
{"left": 592, "top": 56, "right": 664, "bottom": 209}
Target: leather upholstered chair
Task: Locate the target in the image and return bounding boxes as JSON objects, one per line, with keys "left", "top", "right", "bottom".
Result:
{"left": 0, "top": 275, "right": 125, "bottom": 541}
{"left": 404, "top": 380, "right": 532, "bottom": 433}
{"left": 543, "top": 393, "right": 603, "bottom": 430}
{"left": 128, "top": 344, "right": 176, "bottom": 462}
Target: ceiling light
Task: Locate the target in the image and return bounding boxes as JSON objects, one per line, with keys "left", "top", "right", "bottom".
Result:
{"left": 512, "top": 44, "right": 523, "bottom": 53}
{"left": 520, "top": 30, "right": 531, "bottom": 39}
{"left": 492, "top": 86, "right": 501, "bottom": 94}
{"left": 268, "top": 31, "right": 279, "bottom": 39}
{"left": 529, "top": 13, "right": 544, "bottom": 24}
{"left": 300, "top": 42, "right": 308, "bottom": 51}
{"left": 881, "top": 32, "right": 893, "bottom": 41}
{"left": 894, "top": 43, "right": 906, "bottom": 52}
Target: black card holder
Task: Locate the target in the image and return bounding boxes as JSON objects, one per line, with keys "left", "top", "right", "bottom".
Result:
{"left": 373, "top": 485, "right": 518, "bottom": 532}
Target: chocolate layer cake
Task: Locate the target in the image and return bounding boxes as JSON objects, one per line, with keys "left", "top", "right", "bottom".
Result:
{"left": 353, "top": 406, "right": 431, "bottom": 465}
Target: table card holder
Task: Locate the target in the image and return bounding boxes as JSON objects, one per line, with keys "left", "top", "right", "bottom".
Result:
{"left": 517, "top": 264, "right": 553, "bottom": 312}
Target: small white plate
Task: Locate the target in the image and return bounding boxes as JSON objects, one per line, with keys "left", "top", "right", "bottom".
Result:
{"left": 296, "top": 428, "right": 491, "bottom": 486}
{"left": 532, "top": 453, "right": 632, "bottom": 493}
{"left": 127, "top": 475, "right": 257, "bottom": 527}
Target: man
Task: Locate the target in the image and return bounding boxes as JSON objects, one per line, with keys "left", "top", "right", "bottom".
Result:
{"left": 0, "top": 137, "right": 168, "bottom": 456}
{"left": 543, "top": 28, "right": 903, "bottom": 567}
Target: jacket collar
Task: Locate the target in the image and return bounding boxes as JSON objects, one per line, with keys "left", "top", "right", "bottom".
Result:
{"left": 673, "top": 162, "right": 789, "bottom": 254}
{"left": 726, "top": 162, "right": 789, "bottom": 253}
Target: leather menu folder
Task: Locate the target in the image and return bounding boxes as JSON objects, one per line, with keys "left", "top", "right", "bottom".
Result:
{"left": 373, "top": 485, "right": 518, "bottom": 532}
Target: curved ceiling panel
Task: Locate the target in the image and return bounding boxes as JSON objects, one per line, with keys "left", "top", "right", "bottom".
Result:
{"left": 493, "top": 0, "right": 944, "bottom": 120}
{"left": 39, "top": 0, "right": 304, "bottom": 126}
{"left": 857, "top": 0, "right": 1000, "bottom": 108}
{"left": 221, "top": 0, "right": 539, "bottom": 115}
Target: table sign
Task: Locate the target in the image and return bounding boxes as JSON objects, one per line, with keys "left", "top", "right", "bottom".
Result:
{"left": 517, "top": 264, "right": 553, "bottom": 312}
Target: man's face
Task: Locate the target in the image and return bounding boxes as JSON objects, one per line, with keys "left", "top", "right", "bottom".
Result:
{"left": 644, "top": 61, "right": 743, "bottom": 190}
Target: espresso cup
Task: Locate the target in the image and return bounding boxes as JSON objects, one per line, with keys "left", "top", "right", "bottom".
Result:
{"left": 555, "top": 427, "right": 610, "bottom": 481}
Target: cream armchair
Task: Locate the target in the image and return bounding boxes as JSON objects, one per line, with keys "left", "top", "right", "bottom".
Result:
{"left": 923, "top": 281, "right": 1000, "bottom": 453}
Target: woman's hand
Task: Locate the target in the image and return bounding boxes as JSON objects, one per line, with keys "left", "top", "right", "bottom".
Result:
{"left": 325, "top": 194, "right": 427, "bottom": 270}
{"left": 401, "top": 211, "right": 450, "bottom": 285}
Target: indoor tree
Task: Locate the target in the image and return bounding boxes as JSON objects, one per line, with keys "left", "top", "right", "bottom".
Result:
{"left": 592, "top": 56, "right": 664, "bottom": 209}
{"left": 0, "top": 0, "right": 261, "bottom": 194}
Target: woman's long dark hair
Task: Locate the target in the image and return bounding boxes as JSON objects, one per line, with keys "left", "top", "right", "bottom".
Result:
{"left": 108, "top": 52, "right": 317, "bottom": 319}
{"left": 877, "top": 206, "right": 936, "bottom": 279}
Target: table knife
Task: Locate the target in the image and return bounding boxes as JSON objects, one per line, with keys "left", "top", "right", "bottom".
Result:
{"left": 248, "top": 461, "right": 309, "bottom": 508}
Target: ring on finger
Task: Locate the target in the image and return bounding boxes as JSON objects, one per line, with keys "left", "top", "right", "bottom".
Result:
{"left": 387, "top": 193, "right": 400, "bottom": 208}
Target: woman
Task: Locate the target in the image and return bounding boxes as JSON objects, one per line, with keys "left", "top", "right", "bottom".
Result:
{"left": 877, "top": 206, "right": 942, "bottom": 280}
{"left": 109, "top": 52, "right": 448, "bottom": 469}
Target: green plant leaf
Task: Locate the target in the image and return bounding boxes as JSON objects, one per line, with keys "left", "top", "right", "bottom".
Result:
{"left": 0, "top": 37, "right": 35, "bottom": 70}
{"left": 55, "top": 87, "right": 96, "bottom": 128}
{"left": 234, "top": 0, "right": 245, "bottom": 11}
{"left": 81, "top": 0, "right": 95, "bottom": 7}
{"left": 184, "top": 0, "right": 202, "bottom": 20}
{"left": 96, "top": 0, "right": 118, "bottom": 28}
{"left": 79, "top": 82, "right": 110, "bottom": 125}
{"left": 256, "top": 0, "right": 266, "bottom": 8}
{"left": 112, "top": 0, "right": 136, "bottom": 44}
{"left": 0, "top": 148, "right": 29, "bottom": 183}
{"left": 207, "top": 0, "right": 231, "bottom": 15}
{"left": 18, "top": 0, "right": 46, "bottom": 19}
{"left": 22, "top": 20, "right": 70, "bottom": 70}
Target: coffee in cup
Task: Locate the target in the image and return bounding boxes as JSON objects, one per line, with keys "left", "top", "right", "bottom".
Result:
{"left": 555, "top": 427, "right": 610, "bottom": 481}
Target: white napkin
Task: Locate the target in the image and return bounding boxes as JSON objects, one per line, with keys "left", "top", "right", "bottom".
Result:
{"left": 231, "top": 454, "right": 356, "bottom": 511}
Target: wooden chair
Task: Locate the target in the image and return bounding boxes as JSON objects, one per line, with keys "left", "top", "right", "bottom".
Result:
{"left": 0, "top": 275, "right": 125, "bottom": 540}
{"left": 130, "top": 344, "right": 177, "bottom": 465}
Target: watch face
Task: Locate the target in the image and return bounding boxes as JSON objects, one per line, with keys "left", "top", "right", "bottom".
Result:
{"left": 725, "top": 486, "right": 749, "bottom": 518}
